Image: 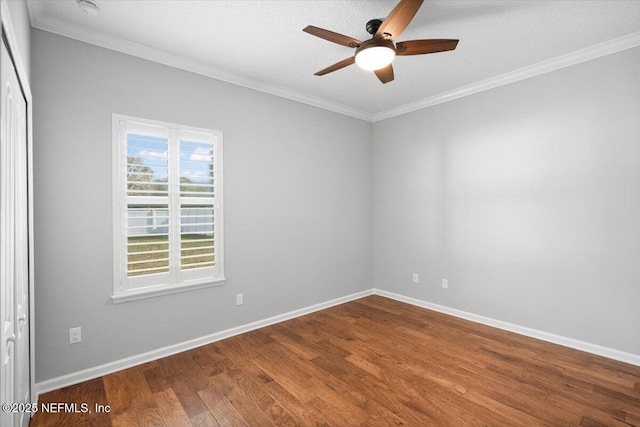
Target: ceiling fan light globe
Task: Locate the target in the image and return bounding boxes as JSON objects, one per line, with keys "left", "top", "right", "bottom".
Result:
{"left": 355, "top": 46, "right": 396, "bottom": 71}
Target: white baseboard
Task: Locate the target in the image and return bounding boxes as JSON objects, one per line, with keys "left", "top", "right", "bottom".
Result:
{"left": 36, "top": 286, "right": 639, "bottom": 396}
{"left": 35, "top": 289, "right": 373, "bottom": 395}
{"left": 372, "top": 288, "right": 640, "bottom": 367}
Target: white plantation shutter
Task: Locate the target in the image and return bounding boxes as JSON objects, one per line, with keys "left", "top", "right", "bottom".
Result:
{"left": 124, "top": 125, "right": 171, "bottom": 288}
{"left": 178, "top": 131, "right": 221, "bottom": 281}
{"left": 113, "top": 115, "right": 224, "bottom": 302}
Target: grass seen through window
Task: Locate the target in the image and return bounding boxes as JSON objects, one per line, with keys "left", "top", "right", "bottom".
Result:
{"left": 127, "top": 234, "right": 215, "bottom": 277}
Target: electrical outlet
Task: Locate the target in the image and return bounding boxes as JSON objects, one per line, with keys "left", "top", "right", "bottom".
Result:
{"left": 69, "top": 327, "right": 81, "bottom": 344}
{"left": 442, "top": 279, "right": 449, "bottom": 289}
{"left": 412, "top": 274, "right": 419, "bottom": 283}
{"left": 236, "top": 293, "right": 244, "bottom": 306}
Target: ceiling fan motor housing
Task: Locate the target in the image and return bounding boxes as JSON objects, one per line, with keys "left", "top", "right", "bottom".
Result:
{"left": 366, "top": 19, "right": 384, "bottom": 35}
{"left": 355, "top": 38, "right": 396, "bottom": 56}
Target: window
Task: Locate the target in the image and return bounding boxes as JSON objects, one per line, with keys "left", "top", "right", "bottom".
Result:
{"left": 112, "top": 114, "right": 224, "bottom": 302}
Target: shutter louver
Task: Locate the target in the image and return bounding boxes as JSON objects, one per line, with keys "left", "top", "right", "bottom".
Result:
{"left": 127, "top": 206, "right": 170, "bottom": 276}
{"left": 179, "top": 139, "right": 215, "bottom": 271}
{"left": 125, "top": 132, "right": 170, "bottom": 278}
{"left": 126, "top": 133, "right": 169, "bottom": 197}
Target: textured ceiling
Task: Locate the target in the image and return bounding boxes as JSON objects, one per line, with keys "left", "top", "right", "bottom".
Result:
{"left": 27, "top": 1, "right": 640, "bottom": 120}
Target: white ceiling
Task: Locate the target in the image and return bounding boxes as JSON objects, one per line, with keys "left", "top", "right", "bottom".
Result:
{"left": 27, "top": 1, "right": 640, "bottom": 121}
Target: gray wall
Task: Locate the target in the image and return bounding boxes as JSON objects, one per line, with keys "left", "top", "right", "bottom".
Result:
{"left": 33, "top": 25, "right": 640, "bottom": 383}
{"left": 32, "top": 30, "right": 372, "bottom": 382}
{"left": 5, "top": 0, "right": 31, "bottom": 79}
{"left": 373, "top": 47, "right": 640, "bottom": 355}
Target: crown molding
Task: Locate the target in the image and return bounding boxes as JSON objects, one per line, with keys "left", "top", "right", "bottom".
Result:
{"left": 372, "top": 31, "right": 640, "bottom": 122}
{"left": 25, "top": 0, "right": 40, "bottom": 27}
{"left": 27, "top": 6, "right": 373, "bottom": 122}
{"left": 27, "top": 1, "right": 640, "bottom": 124}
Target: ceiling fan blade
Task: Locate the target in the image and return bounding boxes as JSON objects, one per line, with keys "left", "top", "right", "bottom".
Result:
{"left": 314, "top": 57, "right": 356, "bottom": 76}
{"left": 303, "top": 26, "right": 362, "bottom": 48}
{"left": 375, "top": 0, "right": 424, "bottom": 41}
{"left": 374, "top": 64, "right": 394, "bottom": 84}
{"left": 396, "top": 39, "right": 459, "bottom": 56}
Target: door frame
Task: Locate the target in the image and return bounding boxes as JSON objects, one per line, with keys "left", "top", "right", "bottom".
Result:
{"left": 0, "top": 0, "right": 35, "bottom": 409}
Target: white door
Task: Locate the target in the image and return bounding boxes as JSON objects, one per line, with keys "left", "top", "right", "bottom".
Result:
{"left": 1, "top": 37, "right": 30, "bottom": 427}
{"left": 13, "top": 47, "right": 29, "bottom": 427}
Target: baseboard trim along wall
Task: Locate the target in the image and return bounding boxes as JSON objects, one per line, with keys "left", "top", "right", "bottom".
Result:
{"left": 372, "top": 289, "right": 640, "bottom": 367}
{"left": 35, "top": 289, "right": 374, "bottom": 396}
{"left": 36, "top": 287, "right": 640, "bottom": 397}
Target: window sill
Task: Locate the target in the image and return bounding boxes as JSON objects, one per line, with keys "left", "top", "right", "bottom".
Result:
{"left": 111, "top": 277, "right": 226, "bottom": 304}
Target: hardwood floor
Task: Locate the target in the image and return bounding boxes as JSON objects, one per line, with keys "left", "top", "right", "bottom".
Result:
{"left": 30, "top": 296, "right": 640, "bottom": 426}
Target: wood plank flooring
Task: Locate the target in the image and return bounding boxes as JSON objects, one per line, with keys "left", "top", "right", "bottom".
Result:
{"left": 30, "top": 296, "right": 640, "bottom": 426}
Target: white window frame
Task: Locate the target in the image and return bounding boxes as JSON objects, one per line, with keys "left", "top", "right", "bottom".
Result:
{"left": 112, "top": 114, "right": 225, "bottom": 303}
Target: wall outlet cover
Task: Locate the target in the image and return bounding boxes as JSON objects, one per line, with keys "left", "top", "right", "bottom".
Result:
{"left": 69, "top": 327, "right": 81, "bottom": 344}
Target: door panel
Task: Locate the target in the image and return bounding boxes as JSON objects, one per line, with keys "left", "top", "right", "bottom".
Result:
{"left": 1, "top": 37, "right": 30, "bottom": 427}
{"left": 14, "top": 71, "right": 29, "bottom": 427}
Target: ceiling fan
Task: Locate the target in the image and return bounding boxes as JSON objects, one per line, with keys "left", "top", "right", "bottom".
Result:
{"left": 303, "top": 0, "right": 459, "bottom": 84}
